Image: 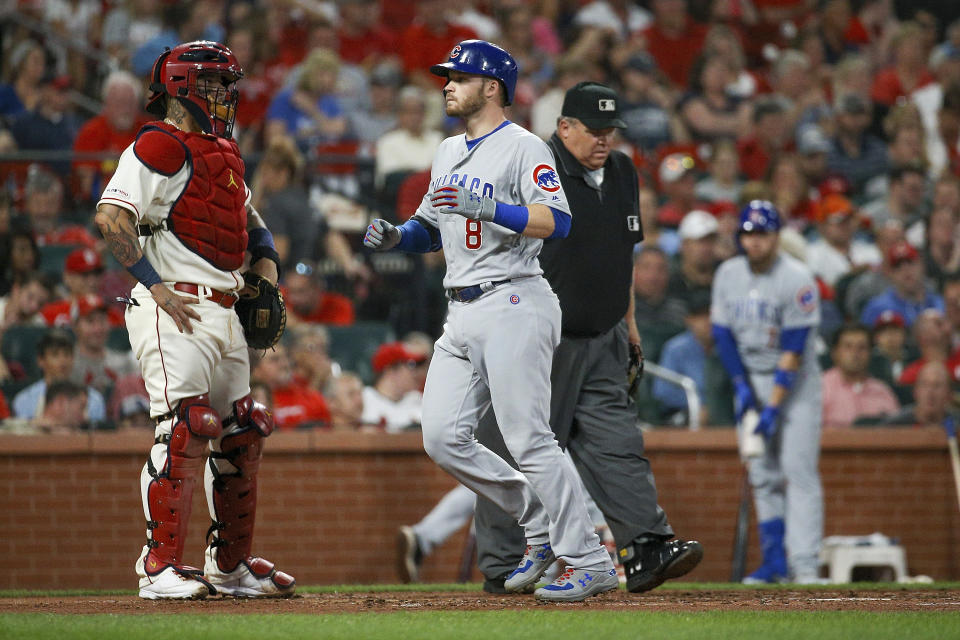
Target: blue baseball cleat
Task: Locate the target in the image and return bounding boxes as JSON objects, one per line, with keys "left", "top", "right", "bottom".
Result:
{"left": 534, "top": 567, "right": 619, "bottom": 602}
{"left": 503, "top": 543, "right": 556, "bottom": 593}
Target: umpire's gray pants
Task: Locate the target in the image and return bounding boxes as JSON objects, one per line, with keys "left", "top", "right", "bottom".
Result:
{"left": 475, "top": 321, "right": 673, "bottom": 581}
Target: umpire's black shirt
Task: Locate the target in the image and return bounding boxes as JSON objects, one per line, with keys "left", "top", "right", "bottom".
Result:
{"left": 542, "top": 133, "right": 643, "bottom": 337}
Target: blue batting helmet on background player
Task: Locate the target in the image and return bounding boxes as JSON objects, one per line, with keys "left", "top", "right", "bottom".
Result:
{"left": 738, "top": 200, "right": 781, "bottom": 234}
{"left": 430, "top": 40, "right": 518, "bottom": 105}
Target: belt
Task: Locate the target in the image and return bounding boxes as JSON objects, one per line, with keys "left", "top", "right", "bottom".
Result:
{"left": 447, "top": 279, "right": 511, "bottom": 303}
{"left": 173, "top": 282, "right": 238, "bottom": 308}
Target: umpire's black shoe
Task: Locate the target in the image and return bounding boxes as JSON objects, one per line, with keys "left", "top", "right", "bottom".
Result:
{"left": 623, "top": 537, "right": 704, "bottom": 593}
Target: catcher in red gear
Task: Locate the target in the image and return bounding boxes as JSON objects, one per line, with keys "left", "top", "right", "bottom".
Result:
{"left": 93, "top": 40, "right": 293, "bottom": 600}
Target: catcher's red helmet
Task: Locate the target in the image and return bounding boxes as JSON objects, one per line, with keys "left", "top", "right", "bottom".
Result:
{"left": 146, "top": 40, "right": 244, "bottom": 138}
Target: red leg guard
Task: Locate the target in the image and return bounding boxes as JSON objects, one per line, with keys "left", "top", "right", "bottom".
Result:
{"left": 143, "top": 395, "right": 222, "bottom": 576}
{"left": 207, "top": 394, "right": 275, "bottom": 573}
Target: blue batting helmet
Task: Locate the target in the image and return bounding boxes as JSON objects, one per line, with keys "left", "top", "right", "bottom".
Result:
{"left": 738, "top": 200, "right": 781, "bottom": 234}
{"left": 430, "top": 40, "right": 518, "bottom": 105}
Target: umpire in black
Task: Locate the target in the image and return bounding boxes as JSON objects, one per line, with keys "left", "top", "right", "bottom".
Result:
{"left": 474, "top": 82, "right": 703, "bottom": 593}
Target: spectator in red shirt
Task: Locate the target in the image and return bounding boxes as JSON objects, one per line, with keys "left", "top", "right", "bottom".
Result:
{"left": 871, "top": 21, "right": 935, "bottom": 107}
{"left": 281, "top": 261, "right": 356, "bottom": 327}
{"left": 641, "top": 0, "right": 707, "bottom": 89}
{"left": 40, "top": 248, "right": 124, "bottom": 328}
{"left": 768, "top": 154, "right": 818, "bottom": 228}
{"left": 899, "top": 309, "right": 956, "bottom": 386}
{"left": 251, "top": 343, "right": 330, "bottom": 430}
{"left": 288, "top": 324, "right": 334, "bottom": 393}
{"left": 738, "top": 97, "right": 792, "bottom": 180}
{"left": 72, "top": 70, "right": 149, "bottom": 203}
{"left": 337, "top": 0, "right": 400, "bottom": 67}
{"left": 399, "top": 0, "right": 477, "bottom": 88}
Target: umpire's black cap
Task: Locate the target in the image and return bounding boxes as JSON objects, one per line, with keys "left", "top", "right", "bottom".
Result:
{"left": 561, "top": 81, "right": 626, "bottom": 130}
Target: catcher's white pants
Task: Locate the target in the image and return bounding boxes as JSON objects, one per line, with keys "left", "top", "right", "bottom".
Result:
{"left": 420, "top": 277, "right": 612, "bottom": 571}
{"left": 126, "top": 283, "right": 251, "bottom": 418}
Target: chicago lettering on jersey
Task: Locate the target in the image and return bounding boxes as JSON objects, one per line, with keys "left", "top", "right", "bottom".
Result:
{"left": 431, "top": 173, "right": 495, "bottom": 199}
{"left": 728, "top": 297, "right": 782, "bottom": 325}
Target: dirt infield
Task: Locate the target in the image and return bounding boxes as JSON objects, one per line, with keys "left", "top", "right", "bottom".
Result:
{"left": 3, "top": 588, "right": 959, "bottom": 615}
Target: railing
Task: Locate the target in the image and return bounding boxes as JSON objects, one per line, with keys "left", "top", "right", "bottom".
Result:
{"left": 643, "top": 361, "right": 702, "bottom": 431}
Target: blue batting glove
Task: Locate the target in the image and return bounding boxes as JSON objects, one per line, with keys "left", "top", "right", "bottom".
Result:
{"left": 755, "top": 405, "right": 780, "bottom": 439}
{"left": 733, "top": 381, "right": 757, "bottom": 424}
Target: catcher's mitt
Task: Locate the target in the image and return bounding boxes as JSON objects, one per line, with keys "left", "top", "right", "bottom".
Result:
{"left": 234, "top": 272, "right": 286, "bottom": 350}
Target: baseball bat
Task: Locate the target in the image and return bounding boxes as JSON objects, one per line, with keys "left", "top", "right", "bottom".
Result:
{"left": 949, "top": 434, "right": 960, "bottom": 513}
{"left": 943, "top": 417, "right": 960, "bottom": 513}
{"left": 730, "top": 470, "right": 751, "bottom": 583}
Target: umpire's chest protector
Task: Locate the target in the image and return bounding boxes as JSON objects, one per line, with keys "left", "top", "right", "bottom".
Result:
{"left": 135, "top": 122, "right": 248, "bottom": 271}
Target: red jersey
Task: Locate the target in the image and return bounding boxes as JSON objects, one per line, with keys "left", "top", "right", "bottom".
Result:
{"left": 399, "top": 22, "right": 478, "bottom": 79}
{"left": 641, "top": 20, "right": 708, "bottom": 88}
{"left": 338, "top": 26, "right": 399, "bottom": 65}
{"left": 871, "top": 67, "right": 935, "bottom": 106}
{"left": 40, "top": 299, "right": 126, "bottom": 328}
{"left": 73, "top": 113, "right": 150, "bottom": 180}
{"left": 282, "top": 289, "right": 356, "bottom": 326}
{"left": 270, "top": 384, "right": 330, "bottom": 430}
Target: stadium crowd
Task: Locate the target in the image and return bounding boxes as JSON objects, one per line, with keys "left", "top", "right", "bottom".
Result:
{"left": 1, "top": 0, "right": 960, "bottom": 433}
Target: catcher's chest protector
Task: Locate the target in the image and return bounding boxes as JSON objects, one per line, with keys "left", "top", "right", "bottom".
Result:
{"left": 146, "top": 123, "right": 248, "bottom": 270}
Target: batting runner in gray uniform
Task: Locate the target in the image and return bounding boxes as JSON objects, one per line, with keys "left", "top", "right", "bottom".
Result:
{"left": 711, "top": 200, "right": 824, "bottom": 584}
{"left": 363, "top": 40, "right": 617, "bottom": 602}
{"left": 473, "top": 82, "right": 703, "bottom": 595}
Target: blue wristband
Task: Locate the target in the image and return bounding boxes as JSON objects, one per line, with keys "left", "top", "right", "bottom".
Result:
{"left": 127, "top": 255, "right": 162, "bottom": 289}
{"left": 773, "top": 368, "right": 797, "bottom": 390}
{"left": 492, "top": 202, "right": 529, "bottom": 233}
{"left": 248, "top": 227, "right": 275, "bottom": 251}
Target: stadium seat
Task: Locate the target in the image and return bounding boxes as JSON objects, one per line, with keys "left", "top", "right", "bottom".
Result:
{"left": 1, "top": 325, "right": 54, "bottom": 380}
{"left": 38, "top": 245, "right": 83, "bottom": 280}
{"left": 107, "top": 327, "right": 131, "bottom": 351}
{"left": 325, "top": 321, "right": 396, "bottom": 385}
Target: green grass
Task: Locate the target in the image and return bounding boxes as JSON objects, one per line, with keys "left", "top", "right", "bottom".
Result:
{"left": 2, "top": 611, "right": 958, "bottom": 640}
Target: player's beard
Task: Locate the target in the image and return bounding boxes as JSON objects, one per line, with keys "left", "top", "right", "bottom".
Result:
{"left": 445, "top": 85, "right": 486, "bottom": 118}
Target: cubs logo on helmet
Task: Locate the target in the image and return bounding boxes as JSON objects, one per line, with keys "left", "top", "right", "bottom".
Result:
{"left": 533, "top": 164, "right": 561, "bottom": 192}
{"left": 430, "top": 40, "right": 519, "bottom": 105}
{"left": 738, "top": 200, "right": 781, "bottom": 233}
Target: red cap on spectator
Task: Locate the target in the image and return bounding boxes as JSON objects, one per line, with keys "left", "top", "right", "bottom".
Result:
{"left": 886, "top": 241, "right": 919, "bottom": 267}
{"left": 816, "top": 194, "right": 855, "bottom": 223}
{"left": 65, "top": 248, "right": 103, "bottom": 274}
{"left": 75, "top": 294, "right": 107, "bottom": 318}
{"left": 709, "top": 201, "right": 738, "bottom": 218}
{"left": 372, "top": 342, "right": 427, "bottom": 374}
{"left": 873, "top": 310, "right": 906, "bottom": 330}
{"left": 817, "top": 175, "right": 851, "bottom": 199}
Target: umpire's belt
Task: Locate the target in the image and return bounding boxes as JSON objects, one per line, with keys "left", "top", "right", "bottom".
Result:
{"left": 447, "top": 279, "right": 511, "bottom": 303}
{"left": 174, "top": 282, "right": 238, "bottom": 308}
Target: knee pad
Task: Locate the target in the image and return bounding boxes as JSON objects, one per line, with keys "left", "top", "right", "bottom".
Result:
{"left": 205, "top": 393, "right": 274, "bottom": 572}
{"left": 143, "top": 395, "right": 222, "bottom": 573}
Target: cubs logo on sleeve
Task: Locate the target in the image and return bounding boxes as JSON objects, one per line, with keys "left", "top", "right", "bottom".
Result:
{"left": 796, "top": 285, "right": 816, "bottom": 314}
{"left": 533, "top": 164, "right": 561, "bottom": 193}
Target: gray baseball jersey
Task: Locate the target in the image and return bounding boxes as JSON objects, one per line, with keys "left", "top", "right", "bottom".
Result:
{"left": 416, "top": 120, "right": 611, "bottom": 572}
{"left": 710, "top": 252, "right": 824, "bottom": 577}
{"left": 412, "top": 122, "right": 571, "bottom": 288}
